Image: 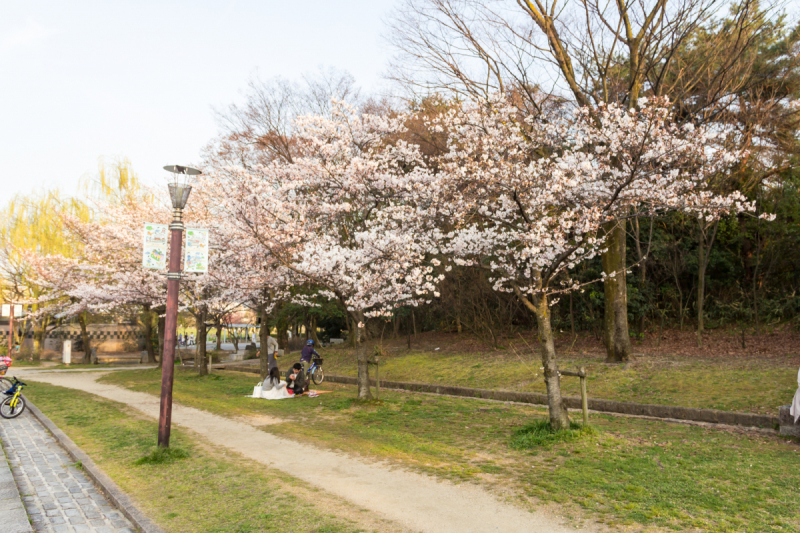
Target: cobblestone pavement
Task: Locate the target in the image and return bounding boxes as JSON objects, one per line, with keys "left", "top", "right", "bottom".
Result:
{"left": 0, "top": 412, "right": 135, "bottom": 533}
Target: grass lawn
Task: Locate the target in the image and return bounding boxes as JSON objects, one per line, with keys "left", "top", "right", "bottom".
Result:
{"left": 316, "top": 336, "right": 798, "bottom": 415}
{"left": 7, "top": 359, "right": 47, "bottom": 367}
{"left": 101, "top": 368, "right": 800, "bottom": 532}
{"left": 23, "top": 383, "right": 379, "bottom": 533}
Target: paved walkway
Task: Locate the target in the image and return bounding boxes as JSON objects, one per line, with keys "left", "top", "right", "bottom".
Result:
{"left": 1, "top": 438, "right": 31, "bottom": 533}
{"left": 0, "top": 412, "right": 135, "bottom": 533}
{"left": 19, "top": 369, "right": 589, "bottom": 533}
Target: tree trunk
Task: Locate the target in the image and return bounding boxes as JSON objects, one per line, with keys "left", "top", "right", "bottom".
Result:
{"left": 215, "top": 320, "right": 222, "bottom": 351}
{"left": 633, "top": 216, "right": 650, "bottom": 334}
{"left": 352, "top": 310, "right": 372, "bottom": 400}
{"left": 142, "top": 305, "right": 156, "bottom": 364}
{"left": 78, "top": 312, "right": 93, "bottom": 364}
{"left": 195, "top": 308, "right": 208, "bottom": 375}
{"left": 602, "top": 220, "right": 632, "bottom": 362}
{"left": 230, "top": 328, "right": 239, "bottom": 352}
{"left": 393, "top": 314, "right": 400, "bottom": 339}
{"left": 602, "top": 225, "right": 615, "bottom": 359}
{"left": 697, "top": 236, "right": 706, "bottom": 346}
{"left": 276, "top": 316, "right": 288, "bottom": 354}
{"left": 258, "top": 304, "right": 270, "bottom": 380}
{"left": 32, "top": 315, "right": 48, "bottom": 355}
{"left": 309, "top": 316, "right": 320, "bottom": 344}
{"left": 412, "top": 309, "right": 418, "bottom": 337}
{"left": 512, "top": 275, "right": 570, "bottom": 430}
{"left": 531, "top": 293, "right": 570, "bottom": 430}
{"left": 696, "top": 220, "right": 719, "bottom": 347}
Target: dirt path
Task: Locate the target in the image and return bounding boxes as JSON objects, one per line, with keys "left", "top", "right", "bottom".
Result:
{"left": 19, "top": 369, "right": 589, "bottom": 533}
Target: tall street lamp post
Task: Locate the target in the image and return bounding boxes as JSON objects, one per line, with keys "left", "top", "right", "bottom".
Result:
{"left": 158, "top": 165, "right": 201, "bottom": 448}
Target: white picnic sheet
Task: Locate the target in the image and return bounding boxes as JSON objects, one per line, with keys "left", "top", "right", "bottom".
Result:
{"left": 246, "top": 380, "right": 293, "bottom": 400}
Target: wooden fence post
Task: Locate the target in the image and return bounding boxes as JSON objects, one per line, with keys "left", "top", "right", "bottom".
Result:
{"left": 580, "top": 366, "right": 588, "bottom": 425}
{"left": 560, "top": 367, "right": 589, "bottom": 426}
{"left": 375, "top": 356, "right": 380, "bottom": 400}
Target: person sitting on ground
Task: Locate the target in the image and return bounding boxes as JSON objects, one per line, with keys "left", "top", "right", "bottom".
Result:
{"left": 285, "top": 363, "right": 306, "bottom": 396}
{"left": 263, "top": 366, "right": 285, "bottom": 392}
{"left": 261, "top": 366, "right": 291, "bottom": 399}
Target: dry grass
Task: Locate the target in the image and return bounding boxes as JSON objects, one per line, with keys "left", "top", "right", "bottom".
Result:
{"left": 100, "top": 369, "right": 800, "bottom": 532}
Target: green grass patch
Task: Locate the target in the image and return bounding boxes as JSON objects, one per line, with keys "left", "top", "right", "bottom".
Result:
{"left": 135, "top": 446, "right": 191, "bottom": 465}
{"left": 24, "top": 382, "right": 364, "bottom": 533}
{"left": 98, "top": 368, "right": 800, "bottom": 532}
{"left": 9, "top": 359, "right": 46, "bottom": 366}
{"left": 319, "top": 343, "right": 796, "bottom": 415}
{"left": 510, "top": 420, "right": 597, "bottom": 449}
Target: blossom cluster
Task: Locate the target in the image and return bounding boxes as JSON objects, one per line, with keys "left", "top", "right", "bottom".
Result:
{"left": 26, "top": 96, "right": 752, "bottom": 327}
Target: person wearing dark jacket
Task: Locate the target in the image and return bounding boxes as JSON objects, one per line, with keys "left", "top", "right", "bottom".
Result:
{"left": 285, "top": 363, "right": 306, "bottom": 396}
{"left": 300, "top": 339, "right": 320, "bottom": 364}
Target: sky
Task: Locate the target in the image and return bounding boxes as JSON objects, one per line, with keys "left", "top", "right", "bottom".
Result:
{"left": 0, "top": 0, "right": 397, "bottom": 205}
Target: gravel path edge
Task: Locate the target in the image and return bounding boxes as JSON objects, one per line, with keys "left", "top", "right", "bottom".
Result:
{"left": 25, "top": 400, "right": 165, "bottom": 533}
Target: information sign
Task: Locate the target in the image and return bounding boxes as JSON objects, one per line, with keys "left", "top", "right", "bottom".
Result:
{"left": 184, "top": 228, "right": 209, "bottom": 273}
{"left": 142, "top": 223, "right": 168, "bottom": 269}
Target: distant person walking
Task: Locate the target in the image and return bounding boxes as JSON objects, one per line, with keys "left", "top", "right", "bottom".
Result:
{"left": 266, "top": 334, "right": 279, "bottom": 371}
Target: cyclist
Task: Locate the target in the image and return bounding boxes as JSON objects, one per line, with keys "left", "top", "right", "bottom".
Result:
{"left": 300, "top": 339, "right": 320, "bottom": 366}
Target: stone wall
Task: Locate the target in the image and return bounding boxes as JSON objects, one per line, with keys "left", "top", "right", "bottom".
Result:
{"left": 779, "top": 406, "right": 800, "bottom": 437}
{"left": 0, "top": 324, "right": 144, "bottom": 354}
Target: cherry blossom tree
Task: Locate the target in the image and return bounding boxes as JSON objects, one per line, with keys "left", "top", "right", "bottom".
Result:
{"left": 429, "top": 96, "right": 755, "bottom": 428}
{"left": 209, "top": 102, "right": 442, "bottom": 398}
{"left": 34, "top": 179, "right": 249, "bottom": 371}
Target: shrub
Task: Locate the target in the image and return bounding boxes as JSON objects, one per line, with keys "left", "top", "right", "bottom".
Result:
{"left": 510, "top": 420, "right": 596, "bottom": 450}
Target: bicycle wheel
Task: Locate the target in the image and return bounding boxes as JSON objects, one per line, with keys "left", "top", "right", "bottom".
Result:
{"left": 0, "top": 377, "right": 13, "bottom": 393}
{"left": 0, "top": 395, "right": 25, "bottom": 419}
{"left": 312, "top": 367, "right": 324, "bottom": 385}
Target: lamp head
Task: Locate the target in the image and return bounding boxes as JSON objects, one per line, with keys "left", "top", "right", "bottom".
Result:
{"left": 163, "top": 165, "right": 201, "bottom": 209}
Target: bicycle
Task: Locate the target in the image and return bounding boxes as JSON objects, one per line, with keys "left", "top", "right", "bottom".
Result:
{"left": 1, "top": 377, "right": 27, "bottom": 419}
{"left": 0, "top": 361, "right": 13, "bottom": 392}
{"left": 305, "top": 357, "right": 325, "bottom": 385}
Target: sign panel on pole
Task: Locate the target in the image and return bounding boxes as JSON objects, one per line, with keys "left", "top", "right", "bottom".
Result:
{"left": 184, "top": 228, "right": 209, "bottom": 273}
{"left": 1, "top": 305, "right": 22, "bottom": 318}
{"left": 142, "top": 223, "right": 168, "bottom": 269}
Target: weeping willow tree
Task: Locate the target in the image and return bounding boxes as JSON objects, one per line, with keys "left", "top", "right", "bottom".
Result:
{"left": 0, "top": 157, "right": 147, "bottom": 358}
{"left": 82, "top": 156, "right": 150, "bottom": 205}
{"left": 0, "top": 189, "right": 91, "bottom": 355}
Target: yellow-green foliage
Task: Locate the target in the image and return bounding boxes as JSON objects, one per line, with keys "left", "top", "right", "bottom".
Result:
{"left": 0, "top": 156, "right": 147, "bottom": 322}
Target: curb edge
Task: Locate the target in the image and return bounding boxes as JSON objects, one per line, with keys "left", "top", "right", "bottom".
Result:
{"left": 25, "top": 400, "right": 165, "bottom": 533}
{"left": 221, "top": 364, "right": 778, "bottom": 430}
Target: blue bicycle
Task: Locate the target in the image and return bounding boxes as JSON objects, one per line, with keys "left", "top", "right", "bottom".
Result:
{"left": 305, "top": 357, "right": 324, "bottom": 385}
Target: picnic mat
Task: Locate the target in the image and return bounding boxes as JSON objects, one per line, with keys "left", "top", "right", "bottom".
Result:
{"left": 246, "top": 390, "right": 335, "bottom": 399}
{"left": 305, "top": 390, "right": 334, "bottom": 397}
